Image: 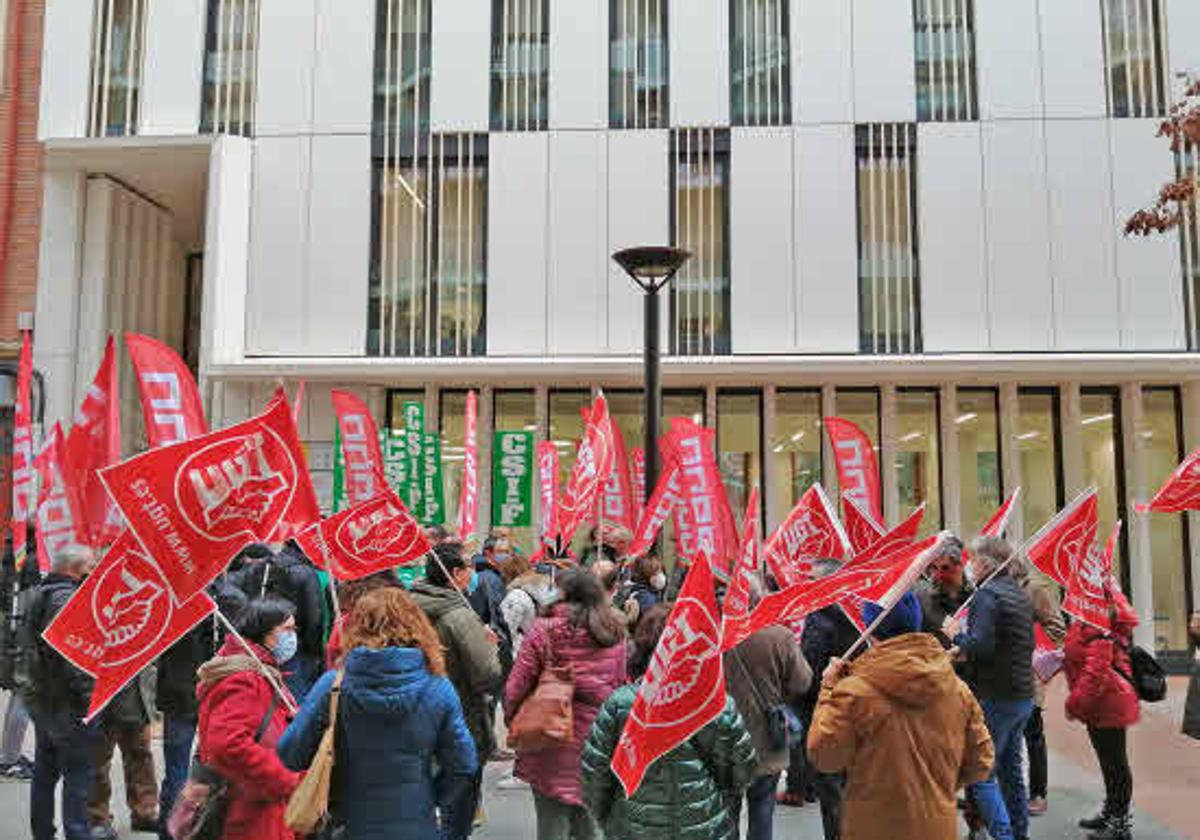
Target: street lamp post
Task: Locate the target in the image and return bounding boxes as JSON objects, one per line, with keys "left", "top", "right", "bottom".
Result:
{"left": 611, "top": 246, "right": 692, "bottom": 504}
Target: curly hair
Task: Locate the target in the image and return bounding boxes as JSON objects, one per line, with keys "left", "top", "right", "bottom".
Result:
{"left": 343, "top": 588, "right": 446, "bottom": 676}
{"left": 336, "top": 571, "right": 403, "bottom": 616}
{"left": 500, "top": 552, "right": 533, "bottom": 585}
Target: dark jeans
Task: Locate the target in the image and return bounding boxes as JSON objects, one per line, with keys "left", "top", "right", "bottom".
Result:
{"left": 441, "top": 768, "right": 483, "bottom": 840}
{"left": 968, "top": 697, "right": 1033, "bottom": 840}
{"left": 729, "top": 773, "right": 781, "bottom": 840}
{"left": 1087, "top": 727, "right": 1132, "bottom": 818}
{"left": 30, "top": 711, "right": 97, "bottom": 840}
{"left": 785, "top": 740, "right": 813, "bottom": 797}
{"left": 1025, "top": 706, "right": 1047, "bottom": 800}
{"left": 813, "top": 770, "right": 844, "bottom": 840}
{"left": 158, "top": 715, "right": 197, "bottom": 840}
{"left": 532, "top": 791, "right": 595, "bottom": 840}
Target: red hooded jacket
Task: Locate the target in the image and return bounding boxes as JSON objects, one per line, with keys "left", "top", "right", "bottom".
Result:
{"left": 1063, "top": 601, "right": 1141, "bottom": 730}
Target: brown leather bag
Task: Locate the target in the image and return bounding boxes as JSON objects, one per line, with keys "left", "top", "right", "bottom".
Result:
{"left": 507, "top": 660, "right": 575, "bottom": 753}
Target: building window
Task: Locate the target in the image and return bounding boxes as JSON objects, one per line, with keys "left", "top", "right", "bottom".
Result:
{"left": 369, "top": 134, "right": 488, "bottom": 357}
{"left": 490, "top": 0, "right": 548, "bottom": 131}
{"left": 730, "top": 0, "right": 791, "bottom": 126}
{"left": 610, "top": 0, "right": 668, "bottom": 128}
{"left": 856, "top": 124, "right": 921, "bottom": 355}
{"left": 834, "top": 388, "right": 881, "bottom": 508}
{"left": 956, "top": 387, "right": 1002, "bottom": 536}
{"left": 1178, "top": 144, "right": 1200, "bottom": 349}
{"left": 1016, "top": 388, "right": 1063, "bottom": 541}
{"left": 1141, "top": 387, "right": 1191, "bottom": 652}
{"left": 896, "top": 388, "right": 942, "bottom": 534}
{"left": 717, "top": 390, "right": 762, "bottom": 523}
{"left": 1081, "top": 387, "right": 1128, "bottom": 585}
{"left": 1100, "top": 0, "right": 1167, "bottom": 118}
{"left": 670, "top": 128, "right": 731, "bottom": 356}
{"left": 200, "top": 0, "right": 261, "bottom": 136}
{"left": 88, "top": 0, "right": 148, "bottom": 137}
{"left": 772, "top": 389, "right": 822, "bottom": 508}
{"left": 375, "top": 0, "right": 431, "bottom": 142}
{"left": 912, "top": 0, "right": 977, "bottom": 121}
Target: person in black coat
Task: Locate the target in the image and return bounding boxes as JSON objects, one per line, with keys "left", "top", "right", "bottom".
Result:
{"left": 0, "top": 533, "right": 40, "bottom": 780}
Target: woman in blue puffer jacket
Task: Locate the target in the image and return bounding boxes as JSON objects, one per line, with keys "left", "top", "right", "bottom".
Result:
{"left": 278, "top": 587, "right": 478, "bottom": 840}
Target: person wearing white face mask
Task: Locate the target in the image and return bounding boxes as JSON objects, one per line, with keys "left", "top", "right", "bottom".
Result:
{"left": 615, "top": 556, "right": 667, "bottom": 630}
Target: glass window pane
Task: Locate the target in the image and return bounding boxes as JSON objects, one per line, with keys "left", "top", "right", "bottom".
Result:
{"left": 609, "top": 0, "right": 668, "bottom": 128}
{"left": 772, "top": 390, "right": 822, "bottom": 510}
{"left": 834, "top": 389, "right": 880, "bottom": 505}
{"left": 489, "top": 0, "right": 549, "bottom": 131}
{"left": 494, "top": 390, "right": 538, "bottom": 554}
{"left": 730, "top": 0, "right": 791, "bottom": 126}
{"left": 606, "top": 391, "right": 646, "bottom": 465}
{"left": 1017, "top": 389, "right": 1062, "bottom": 538}
{"left": 1141, "top": 388, "right": 1189, "bottom": 651}
{"left": 1081, "top": 389, "right": 1125, "bottom": 577}
{"left": 895, "top": 389, "right": 941, "bottom": 534}
{"left": 439, "top": 391, "right": 467, "bottom": 532}
{"left": 957, "top": 388, "right": 1002, "bottom": 535}
{"left": 717, "top": 391, "right": 762, "bottom": 522}
{"left": 913, "top": 0, "right": 977, "bottom": 121}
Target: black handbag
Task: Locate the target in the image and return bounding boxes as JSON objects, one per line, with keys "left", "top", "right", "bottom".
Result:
{"left": 1113, "top": 637, "right": 1167, "bottom": 704}
{"left": 731, "top": 650, "right": 803, "bottom": 752}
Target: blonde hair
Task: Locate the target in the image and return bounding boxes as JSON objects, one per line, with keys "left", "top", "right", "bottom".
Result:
{"left": 343, "top": 588, "right": 446, "bottom": 676}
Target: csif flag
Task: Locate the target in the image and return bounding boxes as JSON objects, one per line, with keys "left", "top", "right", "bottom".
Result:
{"left": 764, "top": 484, "right": 852, "bottom": 588}
{"left": 558, "top": 394, "right": 615, "bottom": 546}
{"left": 100, "top": 398, "right": 315, "bottom": 604}
{"left": 457, "top": 391, "right": 479, "bottom": 538}
{"left": 980, "top": 488, "right": 1022, "bottom": 537}
{"left": 34, "top": 424, "right": 88, "bottom": 573}
{"left": 537, "top": 441, "right": 560, "bottom": 549}
{"left": 296, "top": 490, "right": 431, "bottom": 581}
{"left": 331, "top": 390, "right": 388, "bottom": 506}
{"left": 842, "top": 493, "right": 887, "bottom": 555}
{"left": 613, "top": 553, "right": 726, "bottom": 798}
{"left": 1138, "top": 448, "right": 1200, "bottom": 513}
{"left": 64, "top": 337, "right": 123, "bottom": 547}
{"left": 825, "top": 417, "right": 883, "bottom": 525}
{"left": 126, "top": 333, "right": 208, "bottom": 447}
{"left": 668, "top": 418, "right": 740, "bottom": 568}
{"left": 724, "top": 488, "right": 761, "bottom": 617}
{"left": 1063, "top": 522, "right": 1120, "bottom": 632}
{"left": 41, "top": 531, "right": 215, "bottom": 720}
{"left": 1025, "top": 489, "right": 1098, "bottom": 588}
{"left": 10, "top": 330, "right": 35, "bottom": 568}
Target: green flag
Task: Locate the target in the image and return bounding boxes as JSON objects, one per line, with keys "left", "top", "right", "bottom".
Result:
{"left": 384, "top": 429, "right": 408, "bottom": 496}
{"left": 492, "top": 431, "right": 534, "bottom": 527}
{"left": 421, "top": 432, "right": 446, "bottom": 525}
{"left": 332, "top": 426, "right": 347, "bottom": 513}
{"left": 403, "top": 401, "right": 425, "bottom": 512}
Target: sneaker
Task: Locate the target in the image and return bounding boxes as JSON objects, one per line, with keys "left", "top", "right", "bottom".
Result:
{"left": 473, "top": 805, "right": 486, "bottom": 828}
{"left": 1080, "top": 812, "right": 1110, "bottom": 830}
{"left": 1028, "top": 797, "right": 1048, "bottom": 816}
{"left": 1088, "top": 814, "right": 1133, "bottom": 840}
{"left": 491, "top": 747, "right": 516, "bottom": 762}
{"left": 1, "top": 761, "right": 33, "bottom": 782}
{"left": 90, "top": 823, "right": 119, "bottom": 840}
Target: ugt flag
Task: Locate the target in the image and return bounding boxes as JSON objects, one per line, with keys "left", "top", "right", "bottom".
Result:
{"left": 1063, "top": 522, "right": 1120, "bottom": 632}
{"left": 842, "top": 493, "right": 887, "bottom": 555}
{"left": 558, "top": 394, "right": 615, "bottom": 546}
{"left": 613, "top": 554, "right": 726, "bottom": 798}
{"left": 100, "top": 398, "right": 315, "bottom": 603}
{"left": 764, "top": 484, "right": 851, "bottom": 588}
{"left": 296, "top": 490, "right": 430, "bottom": 581}
{"left": 126, "top": 333, "right": 208, "bottom": 447}
{"left": 825, "top": 417, "right": 883, "bottom": 525}
{"left": 1025, "top": 489, "right": 1098, "bottom": 588}
{"left": 1138, "top": 448, "right": 1200, "bottom": 513}
{"left": 64, "top": 337, "right": 123, "bottom": 547}
{"left": 724, "top": 487, "right": 761, "bottom": 618}
{"left": 10, "top": 330, "right": 35, "bottom": 567}
{"left": 980, "top": 489, "right": 1022, "bottom": 537}
{"left": 332, "top": 390, "right": 388, "bottom": 506}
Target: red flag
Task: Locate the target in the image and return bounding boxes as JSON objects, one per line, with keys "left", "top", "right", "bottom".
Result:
{"left": 1025, "top": 490, "right": 1098, "bottom": 588}
{"left": 1139, "top": 448, "right": 1200, "bottom": 513}
{"left": 1063, "top": 522, "right": 1119, "bottom": 632}
{"left": 825, "top": 417, "right": 883, "bottom": 524}
{"left": 100, "top": 398, "right": 315, "bottom": 603}
{"left": 296, "top": 490, "right": 431, "bottom": 581}
{"left": 457, "top": 391, "right": 479, "bottom": 539}
{"left": 632, "top": 448, "right": 646, "bottom": 514}
{"left": 10, "top": 330, "right": 35, "bottom": 567}
{"left": 291, "top": 381, "right": 305, "bottom": 427}
{"left": 331, "top": 390, "right": 388, "bottom": 506}
{"left": 669, "top": 418, "right": 740, "bottom": 568}
{"left": 842, "top": 493, "right": 887, "bottom": 555}
{"left": 598, "top": 421, "right": 636, "bottom": 532}
{"left": 260, "top": 390, "right": 321, "bottom": 542}
{"left": 559, "top": 394, "right": 615, "bottom": 546}
{"left": 126, "top": 333, "right": 208, "bottom": 447}
{"left": 980, "top": 488, "right": 1022, "bottom": 537}
{"left": 628, "top": 456, "right": 684, "bottom": 558}
{"left": 764, "top": 484, "right": 852, "bottom": 588}
{"left": 724, "top": 488, "right": 760, "bottom": 617}
{"left": 65, "top": 337, "right": 123, "bottom": 546}
{"left": 40, "top": 531, "right": 215, "bottom": 720}
{"left": 613, "top": 554, "right": 726, "bottom": 798}
{"left": 845, "top": 503, "right": 925, "bottom": 569}
{"left": 34, "top": 425, "right": 88, "bottom": 573}
{"left": 537, "top": 441, "right": 560, "bottom": 549}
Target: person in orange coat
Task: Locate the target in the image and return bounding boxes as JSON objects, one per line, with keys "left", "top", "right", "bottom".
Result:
{"left": 807, "top": 592, "right": 995, "bottom": 840}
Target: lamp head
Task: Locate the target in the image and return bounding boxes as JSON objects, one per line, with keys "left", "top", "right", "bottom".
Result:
{"left": 612, "top": 246, "right": 692, "bottom": 292}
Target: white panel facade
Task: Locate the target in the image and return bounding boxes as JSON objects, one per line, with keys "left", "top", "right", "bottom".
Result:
{"left": 982, "top": 120, "right": 1054, "bottom": 351}
{"left": 974, "top": 0, "right": 1043, "bottom": 120}
{"left": 488, "top": 133, "right": 550, "bottom": 355}
{"left": 255, "top": 0, "right": 317, "bottom": 135}
{"left": 852, "top": 0, "right": 916, "bottom": 123}
{"left": 792, "top": 1, "right": 853, "bottom": 124}
{"left": 607, "top": 130, "right": 670, "bottom": 353}
{"left": 1045, "top": 119, "right": 1120, "bottom": 350}
{"left": 669, "top": 0, "right": 729, "bottom": 126}
{"left": 1110, "top": 120, "right": 1186, "bottom": 350}
{"left": 246, "top": 137, "right": 309, "bottom": 354}
{"left": 139, "top": 0, "right": 206, "bottom": 135}
{"left": 431, "top": 0, "right": 491, "bottom": 131}
{"left": 1039, "top": 0, "right": 1107, "bottom": 118}
{"left": 918, "top": 123, "right": 989, "bottom": 352}
{"left": 548, "top": 132, "right": 608, "bottom": 354}
{"left": 38, "top": 0, "right": 94, "bottom": 139}
{"left": 311, "top": 0, "right": 376, "bottom": 134}
{"left": 549, "top": 0, "right": 607, "bottom": 129}
{"left": 306, "top": 135, "right": 371, "bottom": 355}
{"left": 794, "top": 124, "right": 858, "bottom": 353}
{"left": 1167, "top": 0, "right": 1200, "bottom": 102}
{"left": 731, "top": 129, "right": 794, "bottom": 352}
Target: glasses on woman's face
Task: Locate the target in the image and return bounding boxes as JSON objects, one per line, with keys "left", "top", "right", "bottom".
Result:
{"left": 932, "top": 561, "right": 961, "bottom": 575}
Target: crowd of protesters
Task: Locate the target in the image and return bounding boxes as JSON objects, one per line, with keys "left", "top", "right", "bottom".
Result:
{"left": 3, "top": 518, "right": 1197, "bottom": 840}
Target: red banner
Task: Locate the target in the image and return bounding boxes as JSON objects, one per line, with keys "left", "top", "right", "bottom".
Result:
{"left": 456, "top": 391, "right": 479, "bottom": 539}
{"left": 331, "top": 390, "right": 388, "bottom": 506}
{"left": 764, "top": 484, "right": 851, "bottom": 588}
{"left": 10, "top": 331, "right": 35, "bottom": 567}
{"left": 100, "top": 398, "right": 315, "bottom": 603}
{"left": 846, "top": 503, "right": 925, "bottom": 568}
{"left": 558, "top": 394, "right": 615, "bottom": 546}
{"left": 1139, "top": 448, "right": 1200, "bottom": 513}
{"left": 724, "top": 488, "right": 760, "bottom": 617}
{"left": 537, "top": 441, "right": 559, "bottom": 549}
{"left": 291, "top": 381, "right": 305, "bottom": 426}
{"left": 126, "top": 333, "right": 208, "bottom": 447}
{"left": 825, "top": 417, "right": 883, "bottom": 525}
{"left": 842, "top": 494, "right": 887, "bottom": 555}
{"left": 613, "top": 554, "right": 726, "bottom": 798}
{"left": 628, "top": 456, "right": 683, "bottom": 558}
{"left": 296, "top": 490, "right": 430, "bottom": 581}
{"left": 669, "top": 418, "right": 739, "bottom": 569}
{"left": 632, "top": 448, "right": 646, "bottom": 514}
{"left": 980, "top": 488, "right": 1022, "bottom": 537}
{"left": 41, "top": 531, "right": 215, "bottom": 720}
{"left": 260, "top": 390, "right": 321, "bottom": 542}
{"left": 598, "top": 421, "right": 636, "bottom": 533}
{"left": 1063, "top": 522, "right": 1118, "bottom": 632}
{"left": 65, "top": 337, "right": 123, "bottom": 547}
{"left": 1025, "top": 490, "right": 1098, "bottom": 588}
{"left": 34, "top": 425, "right": 87, "bottom": 573}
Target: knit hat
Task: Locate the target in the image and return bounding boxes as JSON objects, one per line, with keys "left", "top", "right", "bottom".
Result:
{"left": 861, "top": 591, "right": 923, "bottom": 641}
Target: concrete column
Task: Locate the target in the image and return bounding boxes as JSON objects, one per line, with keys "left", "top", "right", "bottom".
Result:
{"left": 940, "top": 383, "right": 961, "bottom": 533}
{"left": 764, "top": 385, "right": 780, "bottom": 531}
{"left": 821, "top": 384, "right": 837, "bottom": 494}
{"left": 1061, "top": 382, "right": 1085, "bottom": 497}
{"left": 999, "top": 382, "right": 1022, "bottom": 542}
{"left": 1122, "top": 382, "right": 1156, "bottom": 650}
{"left": 882, "top": 384, "right": 899, "bottom": 525}
{"left": 1182, "top": 381, "right": 1200, "bottom": 606}
{"left": 706, "top": 384, "right": 718, "bottom": 429}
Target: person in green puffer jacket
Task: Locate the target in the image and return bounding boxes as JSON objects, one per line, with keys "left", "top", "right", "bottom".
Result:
{"left": 580, "top": 605, "right": 756, "bottom": 840}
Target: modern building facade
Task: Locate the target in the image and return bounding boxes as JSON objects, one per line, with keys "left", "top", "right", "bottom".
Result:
{"left": 30, "top": 0, "right": 1200, "bottom": 658}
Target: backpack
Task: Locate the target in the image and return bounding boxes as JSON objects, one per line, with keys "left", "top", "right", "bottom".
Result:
{"left": 1114, "top": 638, "right": 1167, "bottom": 703}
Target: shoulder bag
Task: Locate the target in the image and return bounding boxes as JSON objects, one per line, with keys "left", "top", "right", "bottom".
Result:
{"left": 507, "top": 628, "right": 575, "bottom": 753}
{"left": 1112, "top": 636, "right": 1167, "bottom": 703}
{"left": 731, "top": 649, "right": 803, "bottom": 752}
{"left": 285, "top": 669, "right": 345, "bottom": 833}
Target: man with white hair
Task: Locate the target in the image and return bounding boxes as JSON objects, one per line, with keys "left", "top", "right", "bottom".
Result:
{"left": 22, "top": 546, "right": 98, "bottom": 840}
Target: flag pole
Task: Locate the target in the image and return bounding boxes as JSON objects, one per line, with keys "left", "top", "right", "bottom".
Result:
{"left": 214, "top": 609, "right": 300, "bottom": 715}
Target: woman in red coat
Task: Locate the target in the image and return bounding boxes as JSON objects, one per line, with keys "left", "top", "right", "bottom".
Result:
{"left": 196, "top": 598, "right": 303, "bottom": 840}
{"left": 1063, "top": 588, "right": 1140, "bottom": 840}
